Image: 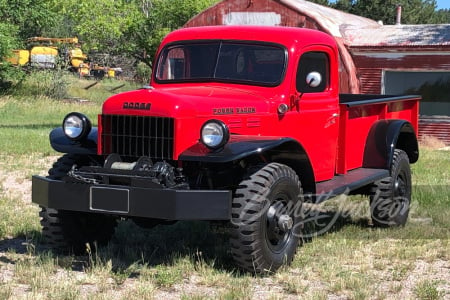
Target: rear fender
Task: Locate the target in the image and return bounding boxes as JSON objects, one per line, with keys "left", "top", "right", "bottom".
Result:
{"left": 49, "top": 127, "right": 98, "bottom": 155}
{"left": 363, "top": 120, "right": 419, "bottom": 169}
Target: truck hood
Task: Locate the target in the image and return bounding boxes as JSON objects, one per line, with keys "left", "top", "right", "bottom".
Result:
{"left": 102, "top": 85, "right": 271, "bottom": 118}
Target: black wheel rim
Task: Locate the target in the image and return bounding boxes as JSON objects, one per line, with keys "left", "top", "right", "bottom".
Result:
{"left": 265, "top": 194, "right": 294, "bottom": 253}
{"left": 393, "top": 169, "right": 409, "bottom": 214}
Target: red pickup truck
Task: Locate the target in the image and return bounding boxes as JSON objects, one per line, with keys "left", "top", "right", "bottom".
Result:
{"left": 32, "top": 26, "right": 419, "bottom": 274}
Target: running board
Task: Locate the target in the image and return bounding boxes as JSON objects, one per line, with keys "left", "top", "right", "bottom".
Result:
{"left": 314, "top": 168, "right": 389, "bottom": 203}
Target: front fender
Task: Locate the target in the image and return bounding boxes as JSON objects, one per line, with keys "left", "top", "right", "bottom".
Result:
{"left": 50, "top": 127, "right": 98, "bottom": 155}
{"left": 179, "top": 136, "right": 297, "bottom": 163}
{"left": 363, "top": 120, "right": 419, "bottom": 169}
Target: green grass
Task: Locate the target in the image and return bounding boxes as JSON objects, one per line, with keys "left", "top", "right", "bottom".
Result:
{"left": 0, "top": 77, "right": 449, "bottom": 299}
{"left": 414, "top": 280, "right": 444, "bottom": 300}
{"left": 0, "top": 195, "right": 39, "bottom": 240}
{"left": 0, "top": 74, "right": 140, "bottom": 155}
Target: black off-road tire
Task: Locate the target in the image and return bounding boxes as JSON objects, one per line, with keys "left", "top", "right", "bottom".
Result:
{"left": 230, "top": 163, "right": 303, "bottom": 274}
{"left": 40, "top": 154, "right": 117, "bottom": 254}
{"left": 370, "top": 149, "right": 411, "bottom": 227}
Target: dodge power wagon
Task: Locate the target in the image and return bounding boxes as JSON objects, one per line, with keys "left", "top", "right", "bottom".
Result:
{"left": 32, "top": 26, "right": 420, "bottom": 274}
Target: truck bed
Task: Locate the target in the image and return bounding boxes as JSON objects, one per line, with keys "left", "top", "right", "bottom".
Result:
{"left": 336, "top": 94, "right": 420, "bottom": 174}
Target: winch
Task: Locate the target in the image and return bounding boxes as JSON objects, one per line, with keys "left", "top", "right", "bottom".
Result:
{"left": 67, "top": 154, "right": 187, "bottom": 189}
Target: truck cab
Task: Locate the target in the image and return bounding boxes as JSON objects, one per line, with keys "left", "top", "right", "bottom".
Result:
{"left": 33, "top": 26, "right": 419, "bottom": 274}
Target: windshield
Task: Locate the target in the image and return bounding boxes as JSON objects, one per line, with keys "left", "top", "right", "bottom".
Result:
{"left": 155, "top": 42, "right": 286, "bottom": 86}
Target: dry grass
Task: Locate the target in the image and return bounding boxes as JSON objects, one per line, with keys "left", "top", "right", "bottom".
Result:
{"left": 420, "top": 135, "right": 447, "bottom": 150}
{"left": 0, "top": 151, "right": 449, "bottom": 299}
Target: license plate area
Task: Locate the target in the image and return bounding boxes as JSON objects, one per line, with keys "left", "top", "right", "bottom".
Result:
{"left": 90, "top": 186, "right": 129, "bottom": 214}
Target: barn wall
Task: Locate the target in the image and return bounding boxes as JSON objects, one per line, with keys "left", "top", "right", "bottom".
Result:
{"left": 185, "top": 0, "right": 319, "bottom": 28}
{"left": 356, "top": 68, "right": 383, "bottom": 94}
{"left": 351, "top": 48, "right": 450, "bottom": 143}
{"left": 351, "top": 49, "right": 450, "bottom": 94}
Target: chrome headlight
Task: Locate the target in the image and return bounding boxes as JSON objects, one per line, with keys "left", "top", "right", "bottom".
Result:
{"left": 200, "top": 120, "right": 229, "bottom": 149}
{"left": 62, "top": 112, "right": 91, "bottom": 141}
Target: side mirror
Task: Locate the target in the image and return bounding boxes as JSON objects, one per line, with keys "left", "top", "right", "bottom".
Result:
{"left": 306, "top": 71, "right": 322, "bottom": 88}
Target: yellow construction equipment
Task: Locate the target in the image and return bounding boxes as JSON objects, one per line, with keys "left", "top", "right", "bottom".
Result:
{"left": 26, "top": 37, "right": 79, "bottom": 44}
{"left": 7, "top": 37, "right": 84, "bottom": 69}
{"left": 30, "top": 46, "right": 59, "bottom": 68}
{"left": 70, "top": 48, "right": 87, "bottom": 68}
{"left": 6, "top": 50, "right": 29, "bottom": 66}
{"left": 5, "top": 36, "right": 118, "bottom": 78}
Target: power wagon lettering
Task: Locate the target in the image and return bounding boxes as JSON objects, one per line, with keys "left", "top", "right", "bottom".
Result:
{"left": 213, "top": 107, "right": 256, "bottom": 115}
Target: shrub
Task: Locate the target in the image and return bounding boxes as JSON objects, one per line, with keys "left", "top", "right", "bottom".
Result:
{"left": 12, "top": 69, "right": 69, "bottom": 100}
{"left": 135, "top": 62, "right": 152, "bottom": 84}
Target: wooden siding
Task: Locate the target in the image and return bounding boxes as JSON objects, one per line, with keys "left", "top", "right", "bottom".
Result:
{"left": 357, "top": 68, "right": 382, "bottom": 94}
{"left": 185, "top": 0, "right": 319, "bottom": 28}
{"left": 419, "top": 119, "right": 450, "bottom": 145}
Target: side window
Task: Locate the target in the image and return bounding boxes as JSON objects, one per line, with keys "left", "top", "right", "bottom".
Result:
{"left": 296, "top": 51, "right": 329, "bottom": 93}
{"left": 157, "top": 47, "right": 186, "bottom": 80}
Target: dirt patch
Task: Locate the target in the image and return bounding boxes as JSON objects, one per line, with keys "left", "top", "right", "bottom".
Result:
{"left": 420, "top": 135, "right": 447, "bottom": 150}
{"left": 0, "top": 155, "right": 56, "bottom": 203}
{"left": 398, "top": 260, "right": 450, "bottom": 299}
{"left": 0, "top": 171, "right": 32, "bottom": 202}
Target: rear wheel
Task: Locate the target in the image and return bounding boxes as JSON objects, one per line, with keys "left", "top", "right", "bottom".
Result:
{"left": 230, "top": 163, "right": 303, "bottom": 274}
{"left": 370, "top": 149, "right": 411, "bottom": 227}
{"left": 40, "top": 154, "right": 117, "bottom": 254}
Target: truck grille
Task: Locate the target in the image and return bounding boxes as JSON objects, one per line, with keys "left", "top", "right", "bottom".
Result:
{"left": 100, "top": 115, "right": 174, "bottom": 159}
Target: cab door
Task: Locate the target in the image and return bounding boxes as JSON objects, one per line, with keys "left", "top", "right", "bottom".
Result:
{"left": 290, "top": 46, "right": 340, "bottom": 182}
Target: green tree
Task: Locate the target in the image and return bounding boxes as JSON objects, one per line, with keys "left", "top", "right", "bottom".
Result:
{"left": 0, "top": 0, "right": 59, "bottom": 39}
{"left": 51, "top": 0, "right": 141, "bottom": 52}
{"left": 123, "top": 0, "right": 218, "bottom": 67}
{"left": 434, "top": 9, "right": 450, "bottom": 23}
{"left": 0, "top": 22, "right": 21, "bottom": 90}
{"left": 330, "top": 0, "right": 445, "bottom": 24}
{"left": 308, "top": 0, "right": 331, "bottom": 5}
{"left": 332, "top": 0, "right": 354, "bottom": 12}
{"left": 352, "top": 0, "right": 437, "bottom": 24}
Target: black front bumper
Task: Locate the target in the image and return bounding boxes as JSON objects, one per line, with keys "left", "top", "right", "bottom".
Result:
{"left": 32, "top": 176, "right": 232, "bottom": 220}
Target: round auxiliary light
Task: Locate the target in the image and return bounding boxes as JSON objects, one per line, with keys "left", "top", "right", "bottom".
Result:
{"left": 200, "top": 120, "right": 230, "bottom": 149}
{"left": 278, "top": 103, "right": 289, "bottom": 114}
{"left": 62, "top": 112, "right": 92, "bottom": 141}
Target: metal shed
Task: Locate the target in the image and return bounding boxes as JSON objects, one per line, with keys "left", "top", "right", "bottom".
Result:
{"left": 185, "top": 0, "right": 450, "bottom": 144}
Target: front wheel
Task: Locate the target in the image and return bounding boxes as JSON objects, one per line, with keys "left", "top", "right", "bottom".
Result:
{"left": 40, "top": 154, "right": 118, "bottom": 253}
{"left": 230, "top": 163, "right": 303, "bottom": 274}
{"left": 40, "top": 207, "right": 118, "bottom": 254}
{"left": 370, "top": 149, "right": 411, "bottom": 227}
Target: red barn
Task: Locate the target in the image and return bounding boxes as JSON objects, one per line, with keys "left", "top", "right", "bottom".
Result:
{"left": 185, "top": 0, "right": 450, "bottom": 144}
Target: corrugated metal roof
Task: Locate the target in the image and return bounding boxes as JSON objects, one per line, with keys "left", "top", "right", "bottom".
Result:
{"left": 343, "top": 24, "right": 450, "bottom": 47}
{"left": 278, "top": 0, "right": 379, "bottom": 37}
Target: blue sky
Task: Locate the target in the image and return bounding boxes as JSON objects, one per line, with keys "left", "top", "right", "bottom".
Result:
{"left": 436, "top": 0, "right": 450, "bottom": 9}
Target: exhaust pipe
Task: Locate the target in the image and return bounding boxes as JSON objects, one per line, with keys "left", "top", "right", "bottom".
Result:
{"left": 396, "top": 5, "right": 402, "bottom": 25}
